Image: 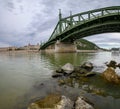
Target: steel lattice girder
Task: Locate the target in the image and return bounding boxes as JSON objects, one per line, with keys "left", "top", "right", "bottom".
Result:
{"left": 40, "top": 6, "right": 120, "bottom": 49}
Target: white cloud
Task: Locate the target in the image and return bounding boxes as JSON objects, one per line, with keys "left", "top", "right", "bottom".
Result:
{"left": 85, "top": 33, "right": 120, "bottom": 48}
{"left": 0, "top": 0, "right": 120, "bottom": 48}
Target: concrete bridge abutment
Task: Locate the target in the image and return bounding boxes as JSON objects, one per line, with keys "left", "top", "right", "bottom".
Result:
{"left": 55, "top": 40, "right": 77, "bottom": 53}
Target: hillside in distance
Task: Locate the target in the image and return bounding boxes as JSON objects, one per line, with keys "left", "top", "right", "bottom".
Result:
{"left": 76, "top": 39, "right": 100, "bottom": 50}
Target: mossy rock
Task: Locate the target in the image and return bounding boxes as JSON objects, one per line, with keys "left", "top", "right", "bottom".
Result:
{"left": 91, "top": 88, "right": 105, "bottom": 96}
{"left": 28, "top": 93, "right": 61, "bottom": 109}
{"left": 102, "top": 67, "right": 120, "bottom": 84}
{"left": 58, "top": 79, "right": 65, "bottom": 85}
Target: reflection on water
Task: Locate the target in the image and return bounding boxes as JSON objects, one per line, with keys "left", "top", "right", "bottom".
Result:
{"left": 40, "top": 52, "right": 98, "bottom": 69}
{"left": 0, "top": 51, "right": 120, "bottom": 109}
{"left": 0, "top": 52, "right": 51, "bottom": 109}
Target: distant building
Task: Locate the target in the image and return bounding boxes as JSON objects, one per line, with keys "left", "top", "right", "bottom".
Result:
{"left": 0, "top": 47, "right": 17, "bottom": 51}
{"left": 27, "top": 43, "right": 40, "bottom": 50}
{"left": 0, "top": 47, "right": 9, "bottom": 51}
{"left": 0, "top": 43, "right": 40, "bottom": 51}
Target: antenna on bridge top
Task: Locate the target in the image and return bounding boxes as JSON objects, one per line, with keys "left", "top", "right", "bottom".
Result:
{"left": 59, "top": 9, "right": 62, "bottom": 20}
{"left": 70, "top": 11, "right": 72, "bottom": 16}
{"left": 59, "top": 9, "right": 62, "bottom": 34}
{"left": 70, "top": 11, "right": 73, "bottom": 26}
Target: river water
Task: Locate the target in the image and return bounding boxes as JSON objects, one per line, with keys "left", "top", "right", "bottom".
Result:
{"left": 0, "top": 51, "right": 120, "bottom": 109}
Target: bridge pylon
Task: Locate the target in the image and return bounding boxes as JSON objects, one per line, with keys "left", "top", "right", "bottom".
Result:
{"left": 55, "top": 40, "right": 77, "bottom": 53}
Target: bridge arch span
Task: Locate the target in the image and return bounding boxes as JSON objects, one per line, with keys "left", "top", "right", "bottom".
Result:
{"left": 58, "top": 15, "right": 120, "bottom": 42}
{"left": 40, "top": 6, "right": 120, "bottom": 49}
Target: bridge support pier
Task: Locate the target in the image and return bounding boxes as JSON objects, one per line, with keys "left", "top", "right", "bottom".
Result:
{"left": 55, "top": 40, "right": 77, "bottom": 53}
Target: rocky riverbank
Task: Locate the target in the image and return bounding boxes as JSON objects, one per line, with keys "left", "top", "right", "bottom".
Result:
{"left": 28, "top": 60, "right": 120, "bottom": 109}
{"left": 28, "top": 93, "right": 94, "bottom": 109}
{"left": 52, "top": 62, "right": 96, "bottom": 78}
{"left": 102, "top": 60, "right": 120, "bottom": 84}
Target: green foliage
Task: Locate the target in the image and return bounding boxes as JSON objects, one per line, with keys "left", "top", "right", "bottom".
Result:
{"left": 76, "top": 39, "right": 100, "bottom": 50}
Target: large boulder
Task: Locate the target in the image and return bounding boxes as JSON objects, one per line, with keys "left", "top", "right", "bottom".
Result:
{"left": 102, "top": 67, "right": 120, "bottom": 84}
{"left": 28, "top": 94, "right": 73, "bottom": 109}
{"left": 61, "top": 63, "right": 74, "bottom": 74}
{"left": 75, "top": 96, "right": 94, "bottom": 109}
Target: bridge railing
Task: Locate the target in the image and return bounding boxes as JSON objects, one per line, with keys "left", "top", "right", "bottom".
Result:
{"left": 48, "top": 6, "right": 120, "bottom": 41}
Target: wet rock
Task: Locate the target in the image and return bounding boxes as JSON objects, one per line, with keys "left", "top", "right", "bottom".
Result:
{"left": 55, "top": 96, "right": 73, "bottom": 109}
{"left": 91, "top": 88, "right": 105, "bottom": 96}
{"left": 74, "top": 66, "right": 82, "bottom": 73}
{"left": 82, "top": 85, "right": 89, "bottom": 91}
{"left": 82, "top": 85, "right": 93, "bottom": 92}
{"left": 81, "top": 62, "right": 93, "bottom": 72}
{"left": 61, "top": 63, "right": 74, "bottom": 74}
{"left": 117, "top": 63, "right": 120, "bottom": 69}
{"left": 85, "top": 72, "right": 96, "bottom": 77}
{"left": 58, "top": 78, "right": 73, "bottom": 86}
{"left": 79, "top": 68, "right": 88, "bottom": 74}
{"left": 75, "top": 73, "right": 87, "bottom": 77}
{"left": 106, "top": 60, "right": 117, "bottom": 69}
{"left": 56, "top": 67, "right": 64, "bottom": 73}
{"left": 75, "top": 96, "right": 94, "bottom": 109}
{"left": 71, "top": 72, "right": 96, "bottom": 78}
{"left": 54, "top": 62, "right": 95, "bottom": 78}
{"left": 102, "top": 67, "right": 120, "bottom": 84}
{"left": 28, "top": 93, "right": 61, "bottom": 109}
{"left": 28, "top": 94, "right": 73, "bottom": 109}
{"left": 82, "top": 85, "right": 105, "bottom": 96}
{"left": 70, "top": 73, "right": 77, "bottom": 78}
{"left": 58, "top": 79, "right": 65, "bottom": 85}
{"left": 52, "top": 73, "right": 63, "bottom": 78}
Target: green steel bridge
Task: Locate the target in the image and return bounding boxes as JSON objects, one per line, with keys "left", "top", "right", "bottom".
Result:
{"left": 40, "top": 6, "right": 120, "bottom": 49}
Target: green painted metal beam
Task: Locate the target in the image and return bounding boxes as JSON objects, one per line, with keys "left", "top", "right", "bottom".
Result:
{"left": 40, "top": 6, "right": 120, "bottom": 50}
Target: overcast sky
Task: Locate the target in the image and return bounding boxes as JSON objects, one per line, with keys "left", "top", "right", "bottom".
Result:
{"left": 0, "top": 0, "right": 120, "bottom": 48}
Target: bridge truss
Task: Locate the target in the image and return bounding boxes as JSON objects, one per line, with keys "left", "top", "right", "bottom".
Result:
{"left": 41, "top": 6, "right": 120, "bottom": 49}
